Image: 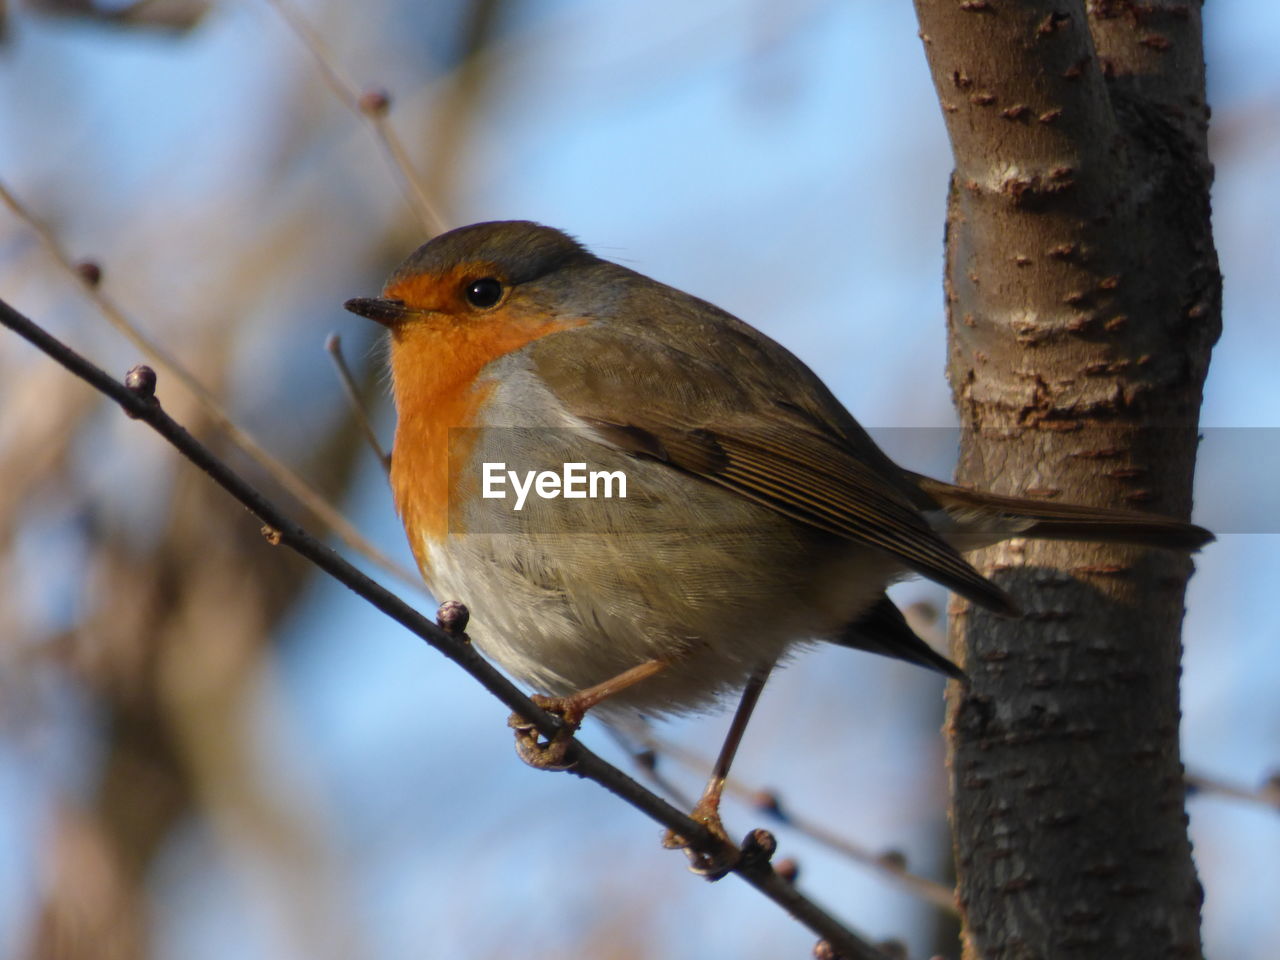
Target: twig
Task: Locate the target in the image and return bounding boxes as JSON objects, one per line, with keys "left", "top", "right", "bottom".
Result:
{"left": 0, "top": 179, "right": 423, "bottom": 595}
{"left": 366, "top": 103, "right": 449, "bottom": 236}
{"left": 325, "top": 333, "right": 390, "bottom": 472}
{"left": 605, "top": 725, "right": 697, "bottom": 812}
{"left": 1186, "top": 769, "right": 1280, "bottom": 812}
{"left": 644, "top": 732, "right": 959, "bottom": 914}
{"left": 0, "top": 296, "right": 891, "bottom": 960}
{"left": 261, "top": 0, "right": 449, "bottom": 237}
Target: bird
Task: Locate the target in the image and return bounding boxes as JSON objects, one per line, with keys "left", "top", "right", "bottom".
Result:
{"left": 345, "top": 220, "right": 1211, "bottom": 875}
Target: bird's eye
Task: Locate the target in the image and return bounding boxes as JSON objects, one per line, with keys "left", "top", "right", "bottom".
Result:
{"left": 464, "top": 277, "right": 504, "bottom": 308}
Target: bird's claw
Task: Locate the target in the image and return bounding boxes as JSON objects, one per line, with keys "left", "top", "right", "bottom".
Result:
{"left": 508, "top": 695, "right": 583, "bottom": 771}
{"left": 661, "top": 808, "right": 741, "bottom": 880}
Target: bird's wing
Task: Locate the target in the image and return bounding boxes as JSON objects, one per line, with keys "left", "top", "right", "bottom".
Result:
{"left": 833, "top": 595, "right": 965, "bottom": 681}
{"left": 526, "top": 321, "right": 1016, "bottom": 614}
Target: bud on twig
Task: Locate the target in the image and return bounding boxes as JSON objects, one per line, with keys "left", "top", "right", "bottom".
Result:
{"left": 123, "top": 364, "right": 158, "bottom": 418}
{"left": 740, "top": 828, "right": 777, "bottom": 867}
{"left": 358, "top": 87, "right": 391, "bottom": 115}
{"left": 436, "top": 599, "right": 470, "bottom": 638}
{"left": 774, "top": 857, "right": 800, "bottom": 884}
{"left": 124, "top": 364, "right": 156, "bottom": 399}
{"left": 76, "top": 260, "right": 102, "bottom": 287}
{"left": 877, "top": 849, "right": 908, "bottom": 872}
{"left": 752, "top": 788, "right": 787, "bottom": 821}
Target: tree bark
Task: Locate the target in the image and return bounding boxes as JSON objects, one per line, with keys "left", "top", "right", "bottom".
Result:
{"left": 911, "top": 2, "right": 1219, "bottom": 957}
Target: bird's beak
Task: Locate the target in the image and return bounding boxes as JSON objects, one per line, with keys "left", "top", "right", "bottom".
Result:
{"left": 344, "top": 297, "right": 411, "bottom": 327}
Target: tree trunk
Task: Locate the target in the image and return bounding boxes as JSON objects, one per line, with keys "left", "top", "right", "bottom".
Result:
{"left": 911, "top": 2, "right": 1219, "bottom": 957}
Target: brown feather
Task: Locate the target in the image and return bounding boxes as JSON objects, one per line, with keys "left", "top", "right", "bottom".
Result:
{"left": 834, "top": 595, "right": 966, "bottom": 681}
{"left": 530, "top": 320, "right": 1019, "bottom": 615}
{"left": 910, "top": 473, "right": 1213, "bottom": 551}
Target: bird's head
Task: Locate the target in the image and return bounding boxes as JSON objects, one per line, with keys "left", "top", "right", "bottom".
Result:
{"left": 344, "top": 220, "right": 598, "bottom": 341}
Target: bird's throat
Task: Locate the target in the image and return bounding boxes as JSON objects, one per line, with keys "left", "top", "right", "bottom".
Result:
{"left": 386, "top": 312, "right": 580, "bottom": 569}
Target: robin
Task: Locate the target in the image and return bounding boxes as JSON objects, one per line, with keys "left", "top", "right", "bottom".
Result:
{"left": 345, "top": 220, "right": 1211, "bottom": 875}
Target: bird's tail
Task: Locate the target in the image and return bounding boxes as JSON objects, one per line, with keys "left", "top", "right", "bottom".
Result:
{"left": 910, "top": 472, "right": 1214, "bottom": 553}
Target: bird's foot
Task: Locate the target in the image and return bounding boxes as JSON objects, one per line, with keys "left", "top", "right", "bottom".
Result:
{"left": 508, "top": 695, "right": 585, "bottom": 771}
{"left": 662, "top": 796, "right": 742, "bottom": 880}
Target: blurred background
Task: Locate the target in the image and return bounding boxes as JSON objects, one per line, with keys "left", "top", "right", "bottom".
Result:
{"left": 0, "top": 1, "right": 1276, "bottom": 958}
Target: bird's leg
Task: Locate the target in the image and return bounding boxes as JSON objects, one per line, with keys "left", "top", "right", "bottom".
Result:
{"left": 508, "top": 658, "right": 669, "bottom": 770}
{"left": 663, "top": 662, "right": 775, "bottom": 879}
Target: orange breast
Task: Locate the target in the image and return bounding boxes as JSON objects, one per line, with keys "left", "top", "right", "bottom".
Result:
{"left": 386, "top": 299, "right": 582, "bottom": 578}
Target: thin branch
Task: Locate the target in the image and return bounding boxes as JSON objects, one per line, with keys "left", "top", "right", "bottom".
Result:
{"left": 0, "top": 179, "right": 423, "bottom": 595}
{"left": 27, "top": 0, "right": 210, "bottom": 32}
{"left": 1186, "top": 769, "right": 1280, "bottom": 813}
{"left": 0, "top": 296, "right": 891, "bottom": 960}
{"left": 367, "top": 105, "right": 450, "bottom": 236}
{"left": 643, "top": 732, "right": 959, "bottom": 915}
{"left": 325, "top": 333, "right": 390, "bottom": 472}
{"left": 261, "top": 0, "right": 449, "bottom": 237}
{"left": 605, "top": 725, "right": 697, "bottom": 810}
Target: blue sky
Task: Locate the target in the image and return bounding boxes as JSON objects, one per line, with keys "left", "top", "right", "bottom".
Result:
{"left": 2, "top": 1, "right": 1278, "bottom": 958}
